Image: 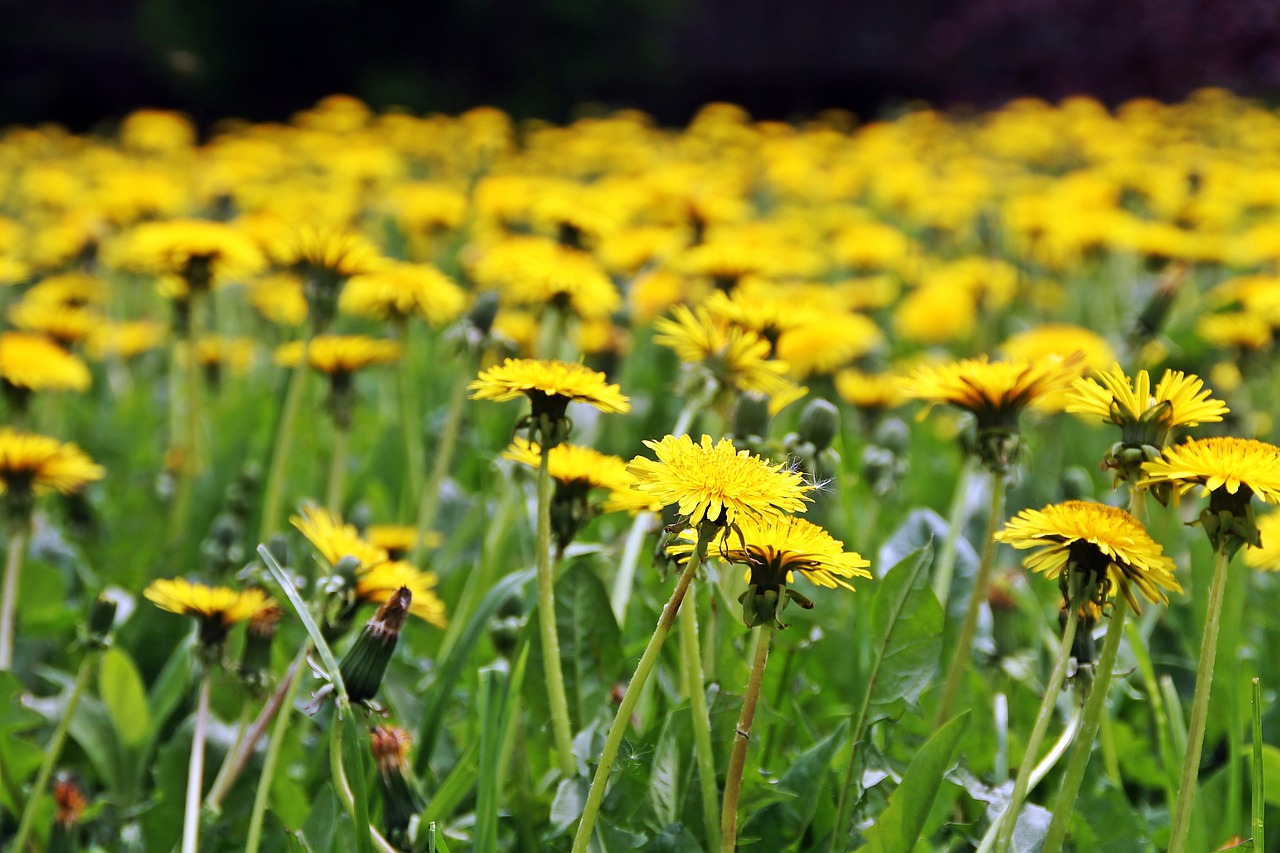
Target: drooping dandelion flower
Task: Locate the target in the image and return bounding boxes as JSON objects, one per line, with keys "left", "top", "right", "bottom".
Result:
{"left": 504, "top": 436, "right": 632, "bottom": 552}
{"left": 995, "top": 500, "right": 1181, "bottom": 612}
{"left": 627, "top": 434, "right": 811, "bottom": 530}
{"left": 266, "top": 224, "right": 386, "bottom": 330}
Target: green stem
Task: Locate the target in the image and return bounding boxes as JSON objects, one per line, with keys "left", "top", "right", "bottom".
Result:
{"left": 1126, "top": 620, "right": 1179, "bottom": 807}
{"left": 326, "top": 422, "right": 351, "bottom": 514}
{"left": 205, "top": 660, "right": 299, "bottom": 815}
{"left": 934, "top": 472, "right": 1005, "bottom": 727}
{"left": 720, "top": 625, "right": 771, "bottom": 853}
{"left": 1043, "top": 596, "right": 1129, "bottom": 852}
{"left": 1225, "top": 553, "right": 1246, "bottom": 837}
{"left": 245, "top": 648, "right": 307, "bottom": 853}
{"left": 1168, "top": 546, "right": 1233, "bottom": 853}
{"left": 411, "top": 365, "right": 469, "bottom": 568}
{"left": 0, "top": 524, "right": 29, "bottom": 671}
{"left": 203, "top": 702, "right": 254, "bottom": 815}
{"left": 993, "top": 583, "right": 1086, "bottom": 853}
{"left": 1253, "top": 677, "right": 1265, "bottom": 852}
{"left": 932, "top": 457, "right": 977, "bottom": 606}
{"left": 182, "top": 675, "right": 211, "bottom": 853}
{"left": 259, "top": 354, "right": 311, "bottom": 541}
{"left": 572, "top": 528, "right": 713, "bottom": 853}
{"left": 680, "top": 580, "right": 720, "bottom": 851}
{"left": 536, "top": 444, "right": 577, "bottom": 775}
{"left": 11, "top": 648, "right": 98, "bottom": 852}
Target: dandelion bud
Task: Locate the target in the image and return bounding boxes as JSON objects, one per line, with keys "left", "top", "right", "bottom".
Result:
{"left": 83, "top": 594, "right": 118, "bottom": 650}
{"left": 797, "top": 398, "right": 839, "bottom": 452}
{"left": 733, "top": 393, "right": 771, "bottom": 441}
{"left": 1130, "top": 262, "right": 1185, "bottom": 346}
{"left": 370, "top": 726, "right": 427, "bottom": 845}
{"left": 339, "top": 586, "right": 411, "bottom": 705}
{"left": 468, "top": 291, "right": 500, "bottom": 339}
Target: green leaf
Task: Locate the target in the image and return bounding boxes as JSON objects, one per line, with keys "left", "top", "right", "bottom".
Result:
{"left": 739, "top": 721, "right": 849, "bottom": 848}
{"left": 98, "top": 646, "right": 150, "bottom": 747}
{"left": 649, "top": 712, "right": 685, "bottom": 828}
{"left": 0, "top": 672, "right": 46, "bottom": 814}
{"left": 302, "top": 782, "right": 341, "bottom": 853}
{"left": 475, "top": 666, "right": 507, "bottom": 853}
{"left": 524, "top": 559, "right": 624, "bottom": 731}
{"left": 859, "top": 712, "right": 970, "bottom": 853}
{"left": 866, "top": 547, "right": 944, "bottom": 724}
{"left": 1250, "top": 743, "right": 1280, "bottom": 807}
{"left": 339, "top": 714, "right": 375, "bottom": 853}
{"left": 427, "top": 821, "right": 452, "bottom": 853}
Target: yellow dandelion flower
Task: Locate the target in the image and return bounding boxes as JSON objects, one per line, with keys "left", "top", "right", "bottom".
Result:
{"left": 502, "top": 437, "right": 631, "bottom": 492}
{"left": 1141, "top": 437, "right": 1280, "bottom": 503}
{"left": 1067, "top": 364, "right": 1228, "bottom": 432}
{"left": 120, "top": 109, "right": 196, "bottom": 154}
{"left": 357, "top": 560, "right": 448, "bottom": 628}
{"left": 1244, "top": 512, "right": 1280, "bottom": 572}
{"left": 653, "top": 305, "right": 795, "bottom": 399}
{"left": 834, "top": 369, "right": 905, "bottom": 413}
{"left": 775, "top": 313, "right": 884, "bottom": 378}
{"left": 0, "top": 332, "right": 91, "bottom": 393}
{"left": 1000, "top": 324, "right": 1115, "bottom": 372}
{"left": 627, "top": 433, "right": 812, "bottom": 528}
{"left": 899, "top": 353, "right": 1085, "bottom": 421}
{"left": 267, "top": 224, "right": 385, "bottom": 279}
{"left": 9, "top": 299, "right": 102, "bottom": 348}
{"left": 995, "top": 500, "right": 1180, "bottom": 612}
{"left": 0, "top": 429, "right": 105, "bottom": 498}
{"left": 1197, "top": 311, "right": 1273, "bottom": 351}
{"left": 340, "top": 261, "right": 467, "bottom": 327}
{"left": 144, "top": 578, "right": 272, "bottom": 647}
{"left": 701, "top": 287, "right": 829, "bottom": 339}
{"left": 893, "top": 285, "right": 976, "bottom": 344}
{"left": 366, "top": 525, "right": 441, "bottom": 559}
{"left": 248, "top": 273, "right": 308, "bottom": 327}
{"left": 24, "top": 272, "right": 108, "bottom": 309}
{"left": 184, "top": 336, "right": 257, "bottom": 375}
{"left": 274, "top": 334, "right": 402, "bottom": 374}
{"left": 109, "top": 219, "right": 265, "bottom": 290}
{"left": 470, "top": 357, "right": 630, "bottom": 420}
{"left": 291, "top": 504, "right": 388, "bottom": 569}
{"left": 470, "top": 236, "right": 620, "bottom": 320}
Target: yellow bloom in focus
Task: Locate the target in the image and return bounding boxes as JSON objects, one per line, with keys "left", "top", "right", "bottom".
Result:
{"left": 145, "top": 578, "right": 272, "bottom": 647}
{"left": 1141, "top": 437, "right": 1280, "bottom": 503}
{"left": 995, "top": 500, "right": 1180, "bottom": 612}
{"left": 1067, "top": 364, "right": 1228, "bottom": 434}
{"left": 502, "top": 437, "right": 631, "bottom": 492}
{"left": 0, "top": 429, "right": 105, "bottom": 498}
{"left": 340, "top": 261, "right": 467, "bottom": 327}
{"left": 1244, "top": 512, "right": 1280, "bottom": 571}
{"left": 357, "top": 560, "right": 448, "bottom": 628}
{"left": 653, "top": 305, "right": 795, "bottom": 399}
{"left": 275, "top": 335, "right": 402, "bottom": 374}
{"left": 0, "top": 332, "right": 91, "bottom": 393}
{"left": 291, "top": 505, "right": 389, "bottom": 569}
{"left": 674, "top": 514, "right": 872, "bottom": 590}
{"left": 627, "top": 434, "right": 811, "bottom": 528}
{"left": 469, "top": 358, "right": 630, "bottom": 414}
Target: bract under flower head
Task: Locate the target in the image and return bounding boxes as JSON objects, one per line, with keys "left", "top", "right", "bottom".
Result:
{"left": 995, "top": 500, "right": 1180, "bottom": 613}
{"left": 627, "top": 433, "right": 811, "bottom": 529}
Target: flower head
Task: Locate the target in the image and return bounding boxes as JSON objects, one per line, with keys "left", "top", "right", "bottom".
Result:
{"left": 0, "top": 332, "right": 91, "bottom": 400}
{"left": 627, "top": 434, "right": 812, "bottom": 529}
{"left": 504, "top": 436, "right": 632, "bottom": 551}
{"left": 340, "top": 261, "right": 467, "bottom": 327}
{"left": 110, "top": 219, "right": 264, "bottom": 292}
{"left": 654, "top": 305, "right": 797, "bottom": 402}
{"left": 1141, "top": 437, "right": 1280, "bottom": 503}
{"left": 144, "top": 578, "right": 272, "bottom": 648}
{"left": 1244, "top": 511, "right": 1280, "bottom": 572}
{"left": 292, "top": 505, "right": 389, "bottom": 569}
{"left": 470, "top": 358, "right": 630, "bottom": 446}
{"left": 671, "top": 514, "right": 871, "bottom": 627}
{"left": 0, "top": 429, "right": 104, "bottom": 522}
{"left": 995, "top": 500, "right": 1181, "bottom": 613}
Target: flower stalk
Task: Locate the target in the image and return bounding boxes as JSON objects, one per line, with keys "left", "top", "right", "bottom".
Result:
{"left": 259, "top": 339, "right": 311, "bottom": 540}
{"left": 182, "top": 675, "right": 212, "bottom": 853}
{"left": 572, "top": 524, "right": 714, "bottom": 853}
{"left": 1168, "top": 546, "right": 1233, "bottom": 853}
{"left": 993, "top": 578, "right": 1087, "bottom": 853}
{"left": 0, "top": 522, "right": 29, "bottom": 671}
{"left": 720, "top": 624, "right": 772, "bottom": 853}
{"left": 680, "top": 580, "right": 719, "bottom": 851}
{"left": 535, "top": 442, "right": 578, "bottom": 775}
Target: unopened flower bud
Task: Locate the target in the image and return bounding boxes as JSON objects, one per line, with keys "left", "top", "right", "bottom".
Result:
{"left": 733, "top": 393, "right": 771, "bottom": 440}
{"left": 84, "top": 594, "right": 118, "bottom": 649}
{"left": 468, "top": 291, "right": 500, "bottom": 339}
{"left": 339, "top": 587, "right": 411, "bottom": 705}
{"left": 239, "top": 604, "right": 283, "bottom": 690}
{"left": 797, "top": 398, "right": 840, "bottom": 452}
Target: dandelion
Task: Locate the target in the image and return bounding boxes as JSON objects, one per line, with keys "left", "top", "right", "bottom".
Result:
{"left": 370, "top": 726, "right": 427, "bottom": 847}
{"left": 339, "top": 260, "right": 467, "bottom": 327}
{"left": 470, "top": 357, "right": 629, "bottom": 448}
{"left": 0, "top": 332, "right": 91, "bottom": 416}
{"left": 994, "top": 501, "right": 1178, "bottom": 853}
{"left": 1139, "top": 435, "right": 1280, "bottom": 853}
{"left": 144, "top": 578, "right": 272, "bottom": 651}
{"left": 1244, "top": 511, "right": 1280, "bottom": 572}
{"left": 503, "top": 437, "right": 632, "bottom": 554}
{"left": 653, "top": 305, "right": 798, "bottom": 406}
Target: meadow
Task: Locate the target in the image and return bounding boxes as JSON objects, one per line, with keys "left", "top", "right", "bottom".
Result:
{"left": 2, "top": 89, "right": 1280, "bottom": 852}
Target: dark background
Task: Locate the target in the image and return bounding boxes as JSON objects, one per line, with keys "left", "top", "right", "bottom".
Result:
{"left": 5, "top": 0, "right": 1280, "bottom": 131}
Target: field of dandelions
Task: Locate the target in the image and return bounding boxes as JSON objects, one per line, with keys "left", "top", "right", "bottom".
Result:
{"left": 4, "top": 89, "right": 1280, "bottom": 853}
